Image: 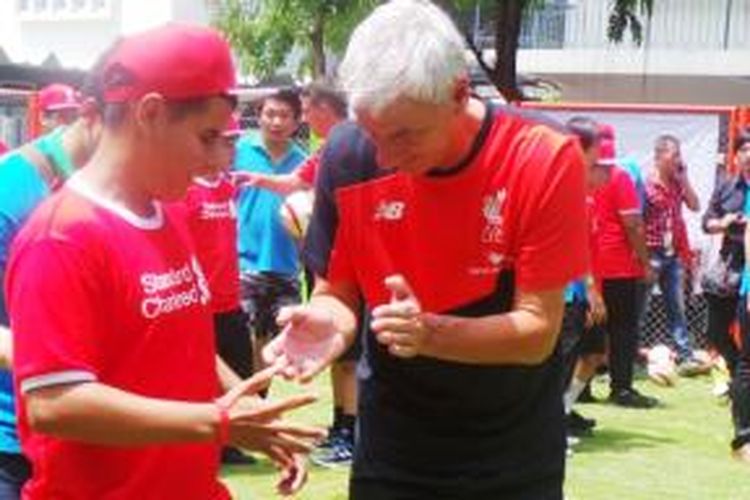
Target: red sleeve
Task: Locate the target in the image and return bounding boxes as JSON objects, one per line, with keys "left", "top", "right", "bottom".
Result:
{"left": 515, "top": 140, "right": 589, "bottom": 292}
{"left": 7, "top": 240, "right": 105, "bottom": 393}
{"left": 614, "top": 170, "right": 640, "bottom": 215}
{"left": 296, "top": 153, "right": 320, "bottom": 187}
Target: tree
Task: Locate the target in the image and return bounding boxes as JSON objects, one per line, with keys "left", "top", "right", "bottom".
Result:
{"left": 438, "top": 0, "right": 654, "bottom": 102}
{"left": 214, "top": 0, "right": 379, "bottom": 80}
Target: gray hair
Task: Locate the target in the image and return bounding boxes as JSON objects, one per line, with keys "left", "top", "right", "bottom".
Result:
{"left": 338, "top": 0, "right": 468, "bottom": 112}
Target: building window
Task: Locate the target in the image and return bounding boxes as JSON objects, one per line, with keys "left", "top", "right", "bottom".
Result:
{"left": 18, "top": 0, "right": 111, "bottom": 18}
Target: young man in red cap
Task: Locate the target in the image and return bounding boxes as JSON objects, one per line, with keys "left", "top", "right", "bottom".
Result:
{"left": 6, "top": 24, "right": 322, "bottom": 500}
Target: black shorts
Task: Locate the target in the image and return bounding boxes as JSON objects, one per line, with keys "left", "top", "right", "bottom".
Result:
{"left": 214, "top": 308, "right": 253, "bottom": 379}
{"left": 240, "top": 272, "right": 300, "bottom": 340}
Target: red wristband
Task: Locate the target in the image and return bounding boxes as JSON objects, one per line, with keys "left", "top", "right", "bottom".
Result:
{"left": 214, "top": 400, "right": 230, "bottom": 446}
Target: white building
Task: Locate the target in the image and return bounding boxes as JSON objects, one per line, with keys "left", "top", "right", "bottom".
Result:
{"left": 0, "top": 0, "right": 221, "bottom": 70}
{"left": 475, "top": 0, "right": 750, "bottom": 104}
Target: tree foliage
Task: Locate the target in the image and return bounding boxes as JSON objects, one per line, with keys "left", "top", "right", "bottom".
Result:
{"left": 214, "top": 0, "right": 378, "bottom": 80}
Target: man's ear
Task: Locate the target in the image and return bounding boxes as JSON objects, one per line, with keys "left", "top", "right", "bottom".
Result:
{"left": 452, "top": 74, "right": 471, "bottom": 111}
{"left": 133, "top": 92, "right": 168, "bottom": 133}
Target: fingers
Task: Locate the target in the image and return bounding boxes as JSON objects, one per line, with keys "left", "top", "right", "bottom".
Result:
{"left": 371, "top": 315, "right": 419, "bottom": 334}
{"left": 384, "top": 274, "right": 416, "bottom": 303}
{"left": 219, "top": 365, "right": 279, "bottom": 408}
{"left": 263, "top": 422, "right": 327, "bottom": 441}
{"left": 262, "top": 334, "right": 287, "bottom": 367}
{"left": 234, "top": 393, "right": 318, "bottom": 423}
{"left": 371, "top": 301, "right": 419, "bottom": 320}
{"left": 266, "top": 444, "right": 296, "bottom": 470}
{"left": 298, "top": 357, "right": 330, "bottom": 384}
{"left": 276, "top": 305, "right": 307, "bottom": 327}
{"left": 277, "top": 456, "right": 308, "bottom": 497}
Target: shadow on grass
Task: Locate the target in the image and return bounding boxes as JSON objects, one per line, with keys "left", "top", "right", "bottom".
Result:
{"left": 575, "top": 427, "right": 676, "bottom": 454}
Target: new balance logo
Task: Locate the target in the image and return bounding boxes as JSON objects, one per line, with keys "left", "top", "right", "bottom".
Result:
{"left": 374, "top": 200, "right": 406, "bottom": 221}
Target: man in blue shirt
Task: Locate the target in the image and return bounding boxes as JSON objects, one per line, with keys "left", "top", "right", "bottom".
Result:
{"left": 0, "top": 89, "right": 99, "bottom": 498}
{"left": 234, "top": 88, "right": 307, "bottom": 375}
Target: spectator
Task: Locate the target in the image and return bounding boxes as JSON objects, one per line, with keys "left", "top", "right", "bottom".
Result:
{"left": 593, "top": 127, "right": 659, "bottom": 408}
{"left": 644, "top": 134, "right": 703, "bottom": 374}
{"left": 704, "top": 126, "right": 750, "bottom": 463}
{"left": 234, "top": 89, "right": 307, "bottom": 376}
{"left": 0, "top": 69, "right": 102, "bottom": 500}
{"left": 37, "top": 83, "right": 81, "bottom": 134}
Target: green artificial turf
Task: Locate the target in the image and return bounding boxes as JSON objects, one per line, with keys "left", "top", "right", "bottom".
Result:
{"left": 222, "top": 372, "right": 750, "bottom": 500}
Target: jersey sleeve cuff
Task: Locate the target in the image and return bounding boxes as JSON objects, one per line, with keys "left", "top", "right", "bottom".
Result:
{"left": 20, "top": 370, "right": 97, "bottom": 394}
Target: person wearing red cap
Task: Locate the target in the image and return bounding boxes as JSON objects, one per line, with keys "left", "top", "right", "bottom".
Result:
{"left": 5, "top": 24, "right": 322, "bottom": 500}
{"left": 592, "top": 124, "right": 659, "bottom": 409}
{"left": 0, "top": 69, "right": 102, "bottom": 500}
{"left": 38, "top": 83, "right": 81, "bottom": 134}
{"left": 180, "top": 115, "right": 259, "bottom": 465}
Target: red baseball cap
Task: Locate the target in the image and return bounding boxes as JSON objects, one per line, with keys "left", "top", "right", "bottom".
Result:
{"left": 102, "top": 23, "right": 236, "bottom": 103}
{"left": 597, "top": 137, "right": 618, "bottom": 167}
{"left": 39, "top": 83, "right": 81, "bottom": 112}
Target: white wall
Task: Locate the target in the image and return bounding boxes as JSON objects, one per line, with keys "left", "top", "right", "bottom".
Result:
{"left": 518, "top": 0, "right": 750, "bottom": 77}
{"left": 0, "top": 0, "right": 212, "bottom": 69}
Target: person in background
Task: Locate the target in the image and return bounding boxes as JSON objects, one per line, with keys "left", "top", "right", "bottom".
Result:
{"left": 234, "top": 89, "right": 308, "bottom": 379}
{"left": 241, "top": 81, "right": 358, "bottom": 466}
{"left": 704, "top": 126, "right": 750, "bottom": 464}
{"left": 0, "top": 72, "right": 102, "bottom": 500}
{"left": 181, "top": 115, "right": 260, "bottom": 466}
{"left": 593, "top": 125, "right": 659, "bottom": 408}
{"left": 560, "top": 117, "right": 608, "bottom": 445}
{"left": 38, "top": 83, "right": 81, "bottom": 134}
{"left": 644, "top": 134, "right": 703, "bottom": 375}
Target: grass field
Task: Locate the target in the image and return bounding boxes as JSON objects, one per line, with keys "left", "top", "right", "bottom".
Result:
{"left": 221, "top": 372, "right": 750, "bottom": 500}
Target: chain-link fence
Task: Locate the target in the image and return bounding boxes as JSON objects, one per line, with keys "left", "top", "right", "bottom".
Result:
{"left": 642, "top": 292, "right": 709, "bottom": 349}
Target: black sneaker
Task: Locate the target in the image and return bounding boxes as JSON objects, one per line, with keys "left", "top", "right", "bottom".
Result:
{"left": 567, "top": 410, "right": 596, "bottom": 437}
{"left": 311, "top": 429, "right": 353, "bottom": 468}
{"left": 317, "top": 426, "right": 339, "bottom": 449}
{"left": 221, "top": 446, "right": 256, "bottom": 465}
{"left": 576, "top": 383, "right": 598, "bottom": 403}
{"left": 609, "top": 388, "right": 659, "bottom": 409}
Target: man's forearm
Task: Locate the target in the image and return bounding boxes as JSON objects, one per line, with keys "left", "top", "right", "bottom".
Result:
{"left": 420, "top": 291, "right": 564, "bottom": 365}
{"left": 623, "top": 220, "right": 651, "bottom": 268}
{"left": 217, "top": 355, "right": 242, "bottom": 391}
{"left": 254, "top": 173, "right": 306, "bottom": 196}
{"left": 25, "top": 382, "right": 218, "bottom": 446}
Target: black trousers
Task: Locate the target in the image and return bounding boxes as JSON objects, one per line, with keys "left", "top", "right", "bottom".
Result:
{"left": 602, "top": 278, "right": 641, "bottom": 393}
{"left": 214, "top": 308, "right": 253, "bottom": 379}
{"left": 714, "top": 293, "right": 750, "bottom": 450}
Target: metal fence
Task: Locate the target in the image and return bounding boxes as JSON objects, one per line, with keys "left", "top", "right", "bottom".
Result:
{"left": 642, "top": 292, "right": 709, "bottom": 349}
